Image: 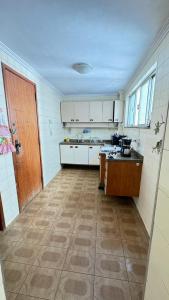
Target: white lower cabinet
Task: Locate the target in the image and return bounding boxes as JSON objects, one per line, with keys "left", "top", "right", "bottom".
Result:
{"left": 60, "top": 144, "right": 101, "bottom": 165}
{"left": 60, "top": 145, "right": 74, "bottom": 164}
{"left": 88, "top": 145, "right": 101, "bottom": 165}
{"left": 74, "top": 145, "right": 89, "bottom": 165}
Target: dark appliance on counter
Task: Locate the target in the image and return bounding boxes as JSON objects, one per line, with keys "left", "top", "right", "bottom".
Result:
{"left": 120, "top": 138, "right": 132, "bottom": 157}
{"left": 111, "top": 134, "right": 126, "bottom": 146}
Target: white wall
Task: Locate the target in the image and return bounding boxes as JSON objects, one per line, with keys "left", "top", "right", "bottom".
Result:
{"left": 63, "top": 94, "right": 120, "bottom": 140}
{"left": 0, "top": 42, "right": 64, "bottom": 226}
{"left": 0, "top": 264, "right": 6, "bottom": 300}
{"left": 37, "top": 84, "right": 64, "bottom": 185}
{"left": 123, "top": 30, "right": 169, "bottom": 234}
{"left": 144, "top": 96, "right": 169, "bottom": 299}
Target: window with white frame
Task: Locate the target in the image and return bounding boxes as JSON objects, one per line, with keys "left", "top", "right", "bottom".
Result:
{"left": 126, "top": 72, "right": 156, "bottom": 127}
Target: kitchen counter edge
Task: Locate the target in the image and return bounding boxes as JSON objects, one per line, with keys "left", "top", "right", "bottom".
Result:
{"left": 105, "top": 150, "right": 143, "bottom": 163}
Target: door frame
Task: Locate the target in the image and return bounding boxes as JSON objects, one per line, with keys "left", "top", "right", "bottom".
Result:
{"left": 2, "top": 63, "right": 44, "bottom": 211}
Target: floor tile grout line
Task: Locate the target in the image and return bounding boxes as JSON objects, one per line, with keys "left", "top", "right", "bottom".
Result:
{"left": 1, "top": 169, "right": 148, "bottom": 299}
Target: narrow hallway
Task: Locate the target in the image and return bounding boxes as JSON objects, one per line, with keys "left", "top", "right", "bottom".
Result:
{"left": 0, "top": 169, "right": 149, "bottom": 300}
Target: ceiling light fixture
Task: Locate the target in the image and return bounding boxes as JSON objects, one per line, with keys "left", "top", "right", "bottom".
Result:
{"left": 72, "top": 63, "right": 93, "bottom": 74}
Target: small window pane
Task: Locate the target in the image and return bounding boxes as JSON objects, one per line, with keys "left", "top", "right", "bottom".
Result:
{"left": 147, "top": 75, "right": 155, "bottom": 126}
{"left": 138, "top": 80, "right": 150, "bottom": 125}
{"left": 135, "top": 88, "right": 141, "bottom": 126}
{"left": 127, "top": 93, "right": 136, "bottom": 126}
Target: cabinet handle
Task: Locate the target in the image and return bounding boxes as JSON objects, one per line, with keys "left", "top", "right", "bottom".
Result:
{"left": 70, "top": 146, "right": 73, "bottom": 148}
{"left": 90, "top": 119, "right": 93, "bottom": 122}
{"left": 89, "top": 146, "right": 93, "bottom": 149}
{"left": 71, "top": 119, "right": 74, "bottom": 122}
{"left": 76, "top": 119, "right": 79, "bottom": 122}
{"left": 108, "top": 119, "right": 113, "bottom": 121}
{"left": 75, "top": 146, "right": 78, "bottom": 148}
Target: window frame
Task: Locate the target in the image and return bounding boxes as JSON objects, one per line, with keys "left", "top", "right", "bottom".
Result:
{"left": 125, "top": 67, "right": 156, "bottom": 129}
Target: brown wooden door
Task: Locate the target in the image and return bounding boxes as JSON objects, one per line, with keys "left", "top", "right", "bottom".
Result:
{"left": 3, "top": 65, "right": 42, "bottom": 209}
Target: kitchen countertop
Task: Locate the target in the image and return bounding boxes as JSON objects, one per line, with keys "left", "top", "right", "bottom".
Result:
{"left": 60, "top": 139, "right": 110, "bottom": 146}
{"left": 60, "top": 140, "right": 143, "bottom": 162}
{"left": 106, "top": 150, "right": 143, "bottom": 162}
{"left": 100, "top": 145, "right": 121, "bottom": 153}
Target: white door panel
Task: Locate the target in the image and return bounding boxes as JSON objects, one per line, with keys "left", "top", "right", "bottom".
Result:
{"left": 74, "top": 145, "right": 89, "bottom": 164}
{"left": 61, "top": 102, "right": 75, "bottom": 122}
{"left": 88, "top": 145, "right": 101, "bottom": 165}
{"left": 159, "top": 150, "right": 169, "bottom": 196}
{"left": 102, "top": 101, "right": 114, "bottom": 122}
{"left": 60, "top": 145, "right": 74, "bottom": 164}
{"left": 89, "top": 101, "right": 102, "bottom": 122}
{"left": 74, "top": 102, "right": 89, "bottom": 122}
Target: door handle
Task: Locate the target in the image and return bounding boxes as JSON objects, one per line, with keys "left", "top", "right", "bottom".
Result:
{"left": 10, "top": 122, "right": 17, "bottom": 135}
{"left": 10, "top": 128, "right": 17, "bottom": 135}
{"left": 15, "top": 139, "right": 21, "bottom": 154}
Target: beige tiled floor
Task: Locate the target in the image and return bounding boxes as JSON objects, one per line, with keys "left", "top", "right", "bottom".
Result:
{"left": 0, "top": 168, "right": 149, "bottom": 300}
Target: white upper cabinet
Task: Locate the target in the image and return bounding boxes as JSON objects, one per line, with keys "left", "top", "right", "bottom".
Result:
{"left": 102, "top": 101, "right": 114, "bottom": 122}
{"left": 74, "top": 102, "right": 89, "bottom": 122}
{"left": 114, "top": 100, "right": 124, "bottom": 123}
{"left": 61, "top": 102, "right": 75, "bottom": 122}
{"left": 61, "top": 100, "right": 124, "bottom": 124}
{"left": 89, "top": 101, "right": 103, "bottom": 122}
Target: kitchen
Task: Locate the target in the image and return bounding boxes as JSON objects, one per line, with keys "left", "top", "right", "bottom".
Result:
{"left": 0, "top": 1, "right": 169, "bottom": 300}
{"left": 59, "top": 98, "right": 144, "bottom": 198}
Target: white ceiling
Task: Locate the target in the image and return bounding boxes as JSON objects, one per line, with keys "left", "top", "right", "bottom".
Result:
{"left": 0, "top": 0, "right": 169, "bottom": 95}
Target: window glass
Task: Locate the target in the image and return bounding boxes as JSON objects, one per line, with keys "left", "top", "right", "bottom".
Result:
{"left": 147, "top": 75, "right": 155, "bottom": 126}
{"left": 127, "top": 93, "right": 136, "bottom": 126}
{"left": 138, "top": 79, "right": 150, "bottom": 125}
{"left": 126, "top": 73, "right": 156, "bottom": 127}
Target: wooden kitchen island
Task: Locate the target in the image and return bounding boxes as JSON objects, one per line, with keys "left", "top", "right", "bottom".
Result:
{"left": 99, "top": 151, "right": 143, "bottom": 197}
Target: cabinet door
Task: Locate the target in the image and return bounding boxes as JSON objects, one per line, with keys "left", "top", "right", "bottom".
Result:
{"left": 105, "top": 161, "right": 142, "bottom": 196}
{"left": 88, "top": 145, "right": 101, "bottom": 165}
{"left": 102, "top": 101, "right": 114, "bottom": 122}
{"left": 60, "top": 145, "right": 74, "bottom": 164}
{"left": 114, "top": 101, "right": 124, "bottom": 123}
{"left": 74, "top": 102, "right": 89, "bottom": 122}
{"left": 74, "top": 145, "right": 89, "bottom": 164}
{"left": 89, "top": 101, "right": 102, "bottom": 122}
{"left": 61, "top": 102, "right": 75, "bottom": 122}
